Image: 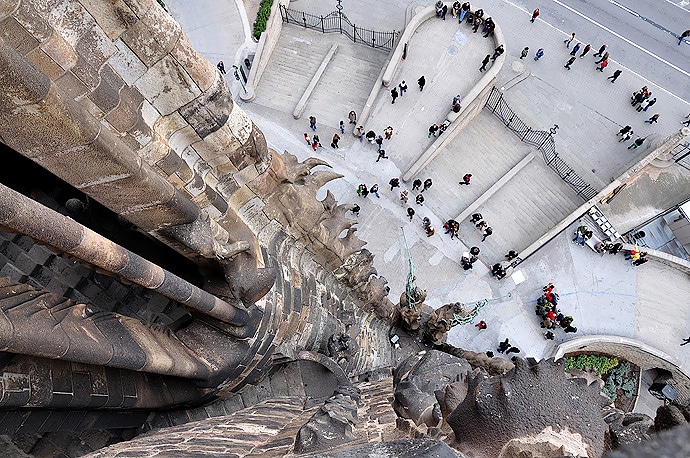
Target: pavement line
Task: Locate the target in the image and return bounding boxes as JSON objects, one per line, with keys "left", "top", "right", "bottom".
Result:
{"left": 551, "top": 0, "right": 690, "bottom": 79}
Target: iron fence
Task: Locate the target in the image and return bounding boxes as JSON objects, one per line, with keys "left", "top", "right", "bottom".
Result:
{"left": 280, "top": 5, "right": 398, "bottom": 52}
{"left": 485, "top": 87, "right": 598, "bottom": 201}
{"left": 671, "top": 141, "right": 690, "bottom": 172}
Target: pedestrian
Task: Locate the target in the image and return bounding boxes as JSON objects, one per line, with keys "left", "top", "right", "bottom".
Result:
{"left": 304, "top": 133, "right": 311, "bottom": 145}
{"left": 520, "top": 47, "right": 529, "bottom": 59}
{"left": 681, "top": 337, "right": 690, "bottom": 346}
{"left": 415, "top": 194, "right": 424, "bottom": 205}
{"left": 631, "top": 91, "right": 645, "bottom": 107}
{"left": 311, "top": 137, "right": 319, "bottom": 151}
{"left": 370, "top": 184, "right": 380, "bottom": 198}
{"left": 355, "top": 125, "right": 364, "bottom": 142}
{"left": 682, "top": 113, "right": 690, "bottom": 127}
{"left": 350, "top": 203, "right": 360, "bottom": 216}
{"left": 470, "top": 213, "right": 482, "bottom": 224}
{"left": 497, "top": 338, "right": 510, "bottom": 353}
{"left": 481, "top": 226, "right": 493, "bottom": 242}
{"left": 607, "top": 69, "right": 622, "bottom": 82}
{"left": 564, "top": 56, "right": 576, "bottom": 70}
{"left": 633, "top": 253, "right": 648, "bottom": 266}
{"left": 595, "top": 51, "right": 609, "bottom": 64}
{"left": 418, "top": 75, "right": 426, "bottom": 91}
{"left": 608, "top": 242, "right": 623, "bottom": 254}
{"left": 596, "top": 59, "right": 608, "bottom": 72}
{"left": 636, "top": 98, "right": 650, "bottom": 112}
{"left": 479, "top": 54, "right": 491, "bottom": 72}
{"left": 470, "top": 246, "right": 480, "bottom": 256}
{"left": 357, "top": 184, "right": 368, "bottom": 197}
{"left": 482, "top": 18, "right": 495, "bottom": 37}
{"left": 617, "top": 125, "right": 632, "bottom": 136}
{"left": 309, "top": 116, "right": 317, "bottom": 131}
{"left": 564, "top": 325, "right": 578, "bottom": 333}
{"left": 544, "top": 331, "right": 555, "bottom": 340}
{"left": 572, "top": 225, "right": 588, "bottom": 244}
{"left": 216, "top": 61, "right": 226, "bottom": 74}
{"left": 472, "top": 16, "right": 483, "bottom": 33}
{"left": 569, "top": 42, "right": 581, "bottom": 56}
{"left": 440, "top": 3, "right": 447, "bottom": 20}
{"left": 619, "top": 130, "right": 633, "bottom": 143}
{"left": 425, "top": 224, "right": 435, "bottom": 237}
{"left": 643, "top": 98, "right": 657, "bottom": 111}
{"left": 400, "top": 190, "right": 409, "bottom": 204}
{"left": 679, "top": 29, "right": 690, "bottom": 45}
{"left": 412, "top": 179, "right": 422, "bottom": 191}
{"left": 593, "top": 44, "right": 607, "bottom": 57}
{"left": 531, "top": 8, "right": 539, "bottom": 23}
{"left": 475, "top": 219, "right": 487, "bottom": 230}
{"left": 645, "top": 114, "right": 660, "bottom": 124}
{"left": 407, "top": 207, "right": 415, "bottom": 221}
{"left": 579, "top": 43, "right": 591, "bottom": 57}
{"left": 399, "top": 80, "right": 407, "bottom": 96}
{"left": 564, "top": 32, "right": 575, "bottom": 48}
{"left": 384, "top": 126, "right": 393, "bottom": 140}
{"left": 391, "top": 87, "right": 398, "bottom": 104}
{"left": 459, "top": 2, "right": 470, "bottom": 22}
{"left": 389, "top": 177, "right": 400, "bottom": 191}
{"left": 506, "top": 346, "right": 521, "bottom": 354}
{"left": 452, "top": 1, "right": 461, "bottom": 17}
{"left": 428, "top": 124, "right": 439, "bottom": 138}
{"left": 628, "top": 137, "right": 646, "bottom": 149}
{"left": 375, "top": 135, "right": 383, "bottom": 151}
{"left": 459, "top": 173, "right": 472, "bottom": 185}
{"left": 476, "top": 320, "right": 487, "bottom": 330}
{"left": 534, "top": 48, "right": 544, "bottom": 61}
{"left": 376, "top": 149, "right": 389, "bottom": 162}
{"left": 339, "top": 120, "right": 345, "bottom": 134}
{"left": 348, "top": 110, "right": 357, "bottom": 124}
{"left": 491, "top": 45, "right": 504, "bottom": 61}
{"left": 505, "top": 250, "right": 518, "bottom": 260}
{"left": 435, "top": 0, "right": 443, "bottom": 17}
{"left": 422, "top": 178, "right": 433, "bottom": 192}
{"left": 331, "top": 133, "right": 340, "bottom": 148}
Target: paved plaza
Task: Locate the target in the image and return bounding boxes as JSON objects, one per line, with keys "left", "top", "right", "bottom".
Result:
{"left": 167, "top": 0, "right": 690, "bottom": 416}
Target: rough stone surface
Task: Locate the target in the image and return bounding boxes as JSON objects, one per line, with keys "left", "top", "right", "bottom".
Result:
{"left": 447, "top": 358, "right": 608, "bottom": 458}
{"left": 316, "top": 438, "right": 463, "bottom": 457}
{"left": 653, "top": 404, "right": 687, "bottom": 432}
{"left": 603, "top": 407, "right": 653, "bottom": 449}
{"left": 606, "top": 423, "right": 690, "bottom": 458}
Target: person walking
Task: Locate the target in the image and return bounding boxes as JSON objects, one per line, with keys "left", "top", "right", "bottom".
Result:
{"left": 400, "top": 190, "right": 409, "bottom": 204}
{"left": 595, "top": 51, "right": 609, "bottom": 64}
{"left": 309, "top": 116, "right": 317, "bottom": 131}
{"left": 357, "top": 184, "right": 368, "bottom": 197}
{"left": 389, "top": 178, "right": 400, "bottom": 191}
{"left": 348, "top": 110, "right": 357, "bottom": 124}
{"left": 422, "top": 178, "right": 433, "bottom": 192}
{"left": 593, "top": 44, "right": 607, "bottom": 57}
{"left": 596, "top": 59, "right": 608, "bottom": 72}
{"left": 418, "top": 75, "right": 426, "bottom": 91}
{"left": 370, "top": 184, "right": 380, "bottom": 198}
{"left": 643, "top": 98, "right": 657, "bottom": 111}
{"left": 376, "top": 149, "right": 389, "bottom": 162}
{"left": 391, "top": 87, "right": 399, "bottom": 104}
{"left": 645, "top": 114, "right": 660, "bottom": 124}
{"left": 407, "top": 207, "right": 415, "bottom": 221}
{"left": 506, "top": 250, "right": 519, "bottom": 260}
{"left": 441, "top": 3, "right": 448, "bottom": 20}
{"left": 339, "top": 120, "right": 345, "bottom": 134}
{"left": 572, "top": 225, "right": 588, "bottom": 244}
{"left": 399, "top": 80, "right": 407, "bottom": 96}
{"left": 459, "top": 173, "right": 472, "bottom": 185}
{"left": 520, "top": 47, "right": 529, "bottom": 59}
{"left": 534, "top": 48, "right": 544, "bottom": 61}
{"left": 637, "top": 98, "right": 650, "bottom": 112}
{"left": 384, "top": 126, "right": 394, "bottom": 140}
{"left": 311, "top": 136, "right": 320, "bottom": 151}
{"left": 355, "top": 125, "right": 364, "bottom": 142}
{"left": 350, "top": 203, "right": 360, "bottom": 216}
{"left": 564, "top": 56, "right": 576, "bottom": 70}
{"left": 459, "top": 2, "right": 471, "bottom": 22}
{"left": 531, "top": 8, "right": 539, "bottom": 23}
{"left": 628, "top": 137, "right": 646, "bottom": 149}
{"left": 476, "top": 320, "right": 487, "bottom": 330}
{"left": 304, "top": 133, "right": 311, "bottom": 145}
{"left": 331, "top": 133, "right": 340, "bottom": 148}
{"left": 481, "top": 227, "right": 493, "bottom": 242}
{"left": 579, "top": 43, "right": 591, "bottom": 57}
{"left": 375, "top": 135, "right": 383, "bottom": 151}
{"left": 564, "top": 32, "right": 575, "bottom": 48}
{"left": 412, "top": 179, "right": 422, "bottom": 191}
{"left": 491, "top": 45, "right": 504, "bottom": 61}
{"left": 619, "top": 129, "right": 634, "bottom": 143}
{"left": 428, "top": 124, "right": 439, "bottom": 138}
{"left": 415, "top": 194, "right": 424, "bottom": 205}
{"left": 617, "top": 125, "right": 632, "bottom": 137}
{"left": 607, "top": 69, "right": 622, "bottom": 82}
{"left": 679, "top": 29, "right": 690, "bottom": 45}
{"left": 569, "top": 42, "right": 581, "bottom": 56}
{"left": 681, "top": 337, "right": 690, "bottom": 346}
{"left": 216, "top": 61, "right": 226, "bottom": 74}
{"left": 479, "top": 54, "right": 491, "bottom": 71}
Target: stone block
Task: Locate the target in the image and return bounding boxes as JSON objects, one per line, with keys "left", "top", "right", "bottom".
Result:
{"left": 71, "top": 54, "right": 100, "bottom": 91}
{"left": 120, "top": 2, "right": 181, "bottom": 68}
{"left": 13, "top": 252, "right": 39, "bottom": 276}
{"left": 107, "top": 39, "right": 147, "bottom": 86}
{"left": 178, "top": 73, "right": 231, "bottom": 139}
{"left": 49, "top": 1, "right": 97, "bottom": 48}
{"left": 204, "top": 401, "right": 228, "bottom": 418}
{"left": 170, "top": 32, "right": 215, "bottom": 92}
{"left": 222, "top": 395, "right": 245, "bottom": 414}
{"left": 0, "top": 263, "right": 24, "bottom": 282}
{"left": 0, "top": 1, "right": 18, "bottom": 21}
{"left": 139, "top": 140, "right": 170, "bottom": 167}
{"left": 14, "top": 0, "right": 51, "bottom": 42}
{"left": 194, "top": 123, "right": 242, "bottom": 162}
{"left": 134, "top": 55, "right": 201, "bottom": 116}
{"left": 105, "top": 85, "right": 144, "bottom": 133}
{"left": 175, "top": 161, "right": 195, "bottom": 184}
{"left": 78, "top": 95, "right": 106, "bottom": 120}
{"left": 168, "top": 125, "right": 202, "bottom": 158}
{"left": 118, "top": 192, "right": 200, "bottom": 231}
{"left": 156, "top": 150, "right": 184, "bottom": 176}
{"left": 88, "top": 64, "right": 125, "bottom": 115}
{"left": 26, "top": 47, "right": 64, "bottom": 80}
{"left": 226, "top": 184, "right": 257, "bottom": 212}
{"left": 40, "top": 30, "right": 78, "bottom": 72}
{"left": 0, "top": 16, "right": 39, "bottom": 55}
{"left": 79, "top": 0, "right": 137, "bottom": 40}
{"left": 55, "top": 70, "right": 89, "bottom": 100}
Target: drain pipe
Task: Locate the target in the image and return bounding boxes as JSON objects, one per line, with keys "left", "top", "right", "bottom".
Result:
{"left": 0, "top": 184, "right": 248, "bottom": 326}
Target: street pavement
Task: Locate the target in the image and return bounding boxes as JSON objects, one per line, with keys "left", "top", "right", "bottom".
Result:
{"left": 167, "top": 0, "right": 690, "bottom": 415}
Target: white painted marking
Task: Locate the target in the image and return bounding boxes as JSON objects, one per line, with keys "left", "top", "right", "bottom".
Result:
{"left": 608, "top": 0, "right": 640, "bottom": 17}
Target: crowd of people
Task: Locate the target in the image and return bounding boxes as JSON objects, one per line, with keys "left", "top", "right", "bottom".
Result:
{"left": 535, "top": 282, "right": 578, "bottom": 336}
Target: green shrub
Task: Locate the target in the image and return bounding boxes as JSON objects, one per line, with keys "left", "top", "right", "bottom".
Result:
{"left": 565, "top": 355, "right": 619, "bottom": 375}
{"left": 602, "top": 361, "right": 635, "bottom": 401}
{"left": 157, "top": 0, "right": 166, "bottom": 9}
{"left": 253, "top": 0, "right": 274, "bottom": 40}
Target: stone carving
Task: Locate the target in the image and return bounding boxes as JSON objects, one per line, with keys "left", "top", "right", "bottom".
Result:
{"left": 293, "top": 385, "right": 361, "bottom": 454}
{"left": 396, "top": 286, "right": 426, "bottom": 331}
{"left": 435, "top": 343, "right": 515, "bottom": 376}
{"left": 424, "top": 302, "right": 465, "bottom": 345}
{"left": 653, "top": 404, "right": 687, "bottom": 432}
{"left": 333, "top": 249, "right": 393, "bottom": 319}
{"left": 603, "top": 406, "right": 653, "bottom": 449}
{"left": 327, "top": 332, "right": 357, "bottom": 365}
{"left": 392, "top": 351, "right": 471, "bottom": 427}
{"left": 447, "top": 358, "right": 608, "bottom": 458}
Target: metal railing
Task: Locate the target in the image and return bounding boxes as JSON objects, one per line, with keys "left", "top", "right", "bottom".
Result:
{"left": 280, "top": 5, "right": 399, "bottom": 52}
{"left": 672, "top": 141, "right": 690, "bottom": 172}
{"left": 485, "top": 87, "right": 598, "bottom": 201}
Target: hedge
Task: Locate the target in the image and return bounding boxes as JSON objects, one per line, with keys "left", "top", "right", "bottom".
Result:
{"left": 564, "top": 355, "right": 619, "bottom": 375}
{"left": 253, "top": 0, "right": 274, "bottom": 40}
